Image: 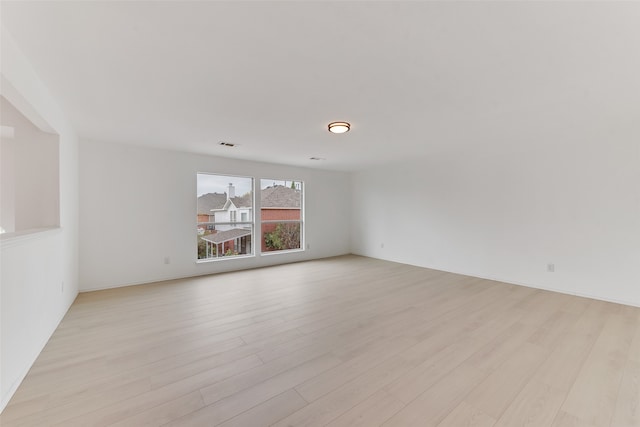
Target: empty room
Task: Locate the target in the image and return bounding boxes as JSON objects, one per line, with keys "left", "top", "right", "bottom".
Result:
{"left": 1, "top": 1, "right": 639, "bottom": 426}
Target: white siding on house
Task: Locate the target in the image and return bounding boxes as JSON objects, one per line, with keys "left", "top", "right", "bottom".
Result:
{"left": 211, "top": 204, "right": 252, "bottom": 232}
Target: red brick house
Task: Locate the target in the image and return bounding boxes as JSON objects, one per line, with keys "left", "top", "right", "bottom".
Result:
{"left": 260, "top": 185, "right": 301, "bottom": 252}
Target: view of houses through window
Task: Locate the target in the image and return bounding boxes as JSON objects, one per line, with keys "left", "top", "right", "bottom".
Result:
{"left": 197, "top": 174, "right": 304, "bottom": 260}
{"left": 197, "top": 173, "right": 253, "bottom": 260}
{"left": 261, "top": 179, "right": 303, "bottom": 253}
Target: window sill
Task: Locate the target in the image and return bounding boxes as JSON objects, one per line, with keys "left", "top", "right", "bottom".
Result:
{"left": 196, "top": 254, "right": 256, "bottom": 264}
{"left": 1, "top": 227, "right": 62, "bottom": 249}
{"left": 261, "top": 248, "right": 305, "bottom": 256}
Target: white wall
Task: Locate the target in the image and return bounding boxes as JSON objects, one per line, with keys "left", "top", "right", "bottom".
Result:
{"left": 0, "top": 29, "right": 79, "bottom": 411}
{"left": 351, "top": 135, "right": 640, "bottom": 307}
{"left": 79, "top": 140, "right": 351, "bottom": 291}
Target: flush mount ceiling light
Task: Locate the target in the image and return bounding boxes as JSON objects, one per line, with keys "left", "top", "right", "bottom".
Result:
{"left": 328, "top": 121, "right": 350, "bottom": 134}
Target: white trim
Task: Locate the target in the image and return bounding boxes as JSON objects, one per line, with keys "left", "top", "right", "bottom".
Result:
{"left": 196, "top": 253, "right": 256, "bottom": 264}
{"left": 261, "top": 248, "right": 305, "bottom": 256}
{"left": 261, "top": 207, "right": 300, "bottom": 210}
{"left": 80, "top": 253, "right": 345, "bottom": 293}
{"left": 361, "top": 254, "right": 640, "bottom": 309}
{"left": 0, "top": 227, "right": 61, "bottom": 249}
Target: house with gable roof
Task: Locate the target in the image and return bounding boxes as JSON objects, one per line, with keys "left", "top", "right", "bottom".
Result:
{"left": 196, "top": 192, "right": 227, "bottom": 227}
{"left": 197, "top": 184, "right": 253, "bottom": 257}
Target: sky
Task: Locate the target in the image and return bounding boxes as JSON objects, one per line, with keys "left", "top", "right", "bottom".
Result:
{"left": 197, "top": 173, "right": 252, "bottom": 197}
{"left": 197, "top": 174, "right": 301, "bottom": 197}
{"left": 260, "top": 179, "right": 301, "bottom": 190}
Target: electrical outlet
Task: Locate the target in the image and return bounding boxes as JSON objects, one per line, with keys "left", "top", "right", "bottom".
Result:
{"left": 547, "top": 263, "right": 555, "bottom": 272}
{"left": 381, "top": 243, "right": 385, "bottom": 249}
{"left": 164, "top": 256, "right": 170, "bottom": 265}
{"left": 306, "top": 243, "right": 310, "bottom": 249}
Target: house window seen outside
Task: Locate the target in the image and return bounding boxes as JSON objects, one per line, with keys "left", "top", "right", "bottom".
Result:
{"left": 197, "top": 173, "right": 253, "bottom": 260}
{"left": 260, "top": 179, "right": 303, "bottom": 253}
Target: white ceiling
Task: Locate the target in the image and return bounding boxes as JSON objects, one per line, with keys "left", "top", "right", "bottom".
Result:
{"left": 2, "top": 1, "right": 639, "bottom": 171}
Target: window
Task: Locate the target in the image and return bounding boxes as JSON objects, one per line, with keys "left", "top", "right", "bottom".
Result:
{"left": 260, "top": 179, "right": 303, "bottom": 253}
{"left": 197, "top": 173, "right": 253, "bottom": 260}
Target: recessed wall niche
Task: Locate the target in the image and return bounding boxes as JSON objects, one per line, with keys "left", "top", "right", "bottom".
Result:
{"left": 1, "top": 96, "right": 60, "bottom": 235}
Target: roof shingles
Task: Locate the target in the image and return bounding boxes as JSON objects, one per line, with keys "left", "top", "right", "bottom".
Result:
{"left": 197, "top": 192, "right": 227, "bottom": 215}
{"left": 198, "top": 185, "right": 300, "bottom": 213}
{"left": 261, "top": 185, "right": 300, "bottom": 208}
{"left": 200, "top": 228, "right": 252, "bottom": 244}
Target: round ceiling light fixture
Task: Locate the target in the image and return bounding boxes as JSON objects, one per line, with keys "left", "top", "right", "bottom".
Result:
{"left": 328, "top": 121, "right": 350, "bottom": 134}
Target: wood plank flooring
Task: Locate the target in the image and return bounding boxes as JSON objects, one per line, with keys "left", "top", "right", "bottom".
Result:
{"left": 2, "top": 255, "right": 639, "bottom": 426}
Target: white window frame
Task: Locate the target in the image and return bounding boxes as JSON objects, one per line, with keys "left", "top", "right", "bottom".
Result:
{"left": 260, "top": 179, "right": 305, "bottom": 256}
{"left": 196, "top": 173, "right": 255, "bottom": 262}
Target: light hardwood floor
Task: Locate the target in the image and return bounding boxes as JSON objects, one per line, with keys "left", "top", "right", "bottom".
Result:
{"left": 2, "top": 255, "right": 639, "bottom": 426}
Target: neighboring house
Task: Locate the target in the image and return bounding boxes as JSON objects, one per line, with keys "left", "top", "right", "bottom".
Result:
{"left": 260, "top": 185, "right": 301, "bottom": 252}
{"left": 197, "top": 184, "right": 253, "bottom": 258}
{"left": 214, "top": 193, "right": 253, "bottom": 229}
{"left": 197, "top": 184, "right": 301, "bottom": 257}
{"left": 197, "top": 192, "right": 226, "bottom": 229}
